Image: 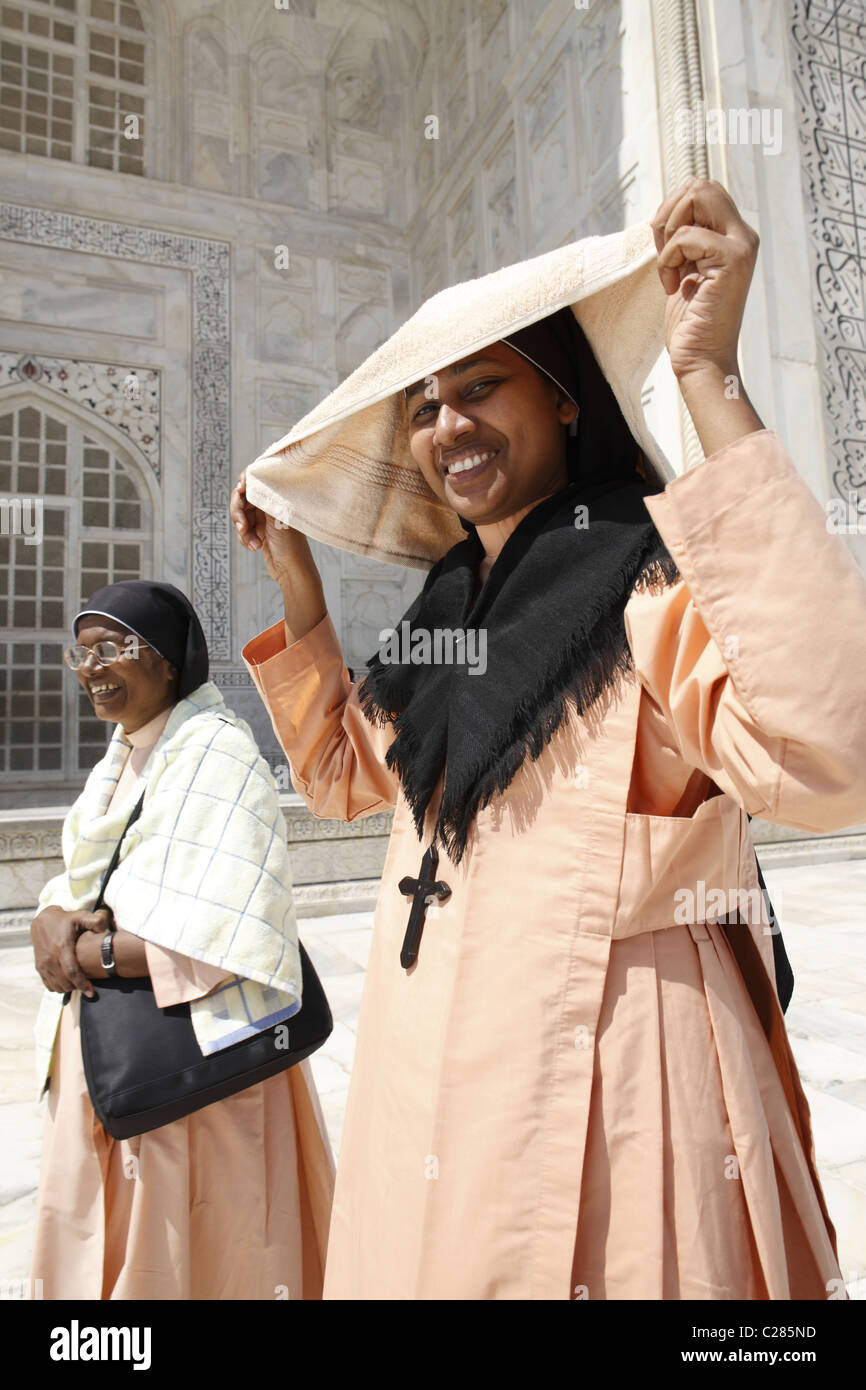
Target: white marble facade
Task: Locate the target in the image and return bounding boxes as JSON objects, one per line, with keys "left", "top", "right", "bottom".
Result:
{"left": 0, "top": 0, "right": 863, "bottom": 808}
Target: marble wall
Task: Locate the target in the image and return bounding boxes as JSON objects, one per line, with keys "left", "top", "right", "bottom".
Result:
{"left": 0, "top": 0, "right": 425, "bottom": 802}
{"left": 1, "top": 0, "right": 861, "bottom": 810}
{"left": 789, "top": 0, "right": 866, "bottom": 568}
{"left": 695, "top": 0, "right": 866, "bottom": 569}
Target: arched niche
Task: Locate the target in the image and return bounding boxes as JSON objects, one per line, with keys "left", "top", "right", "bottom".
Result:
{"left": 0, "top": 380, "right": 159, "bottom": 525}
{"left": 0, "top": 386, "right": 159, "bottom": 788}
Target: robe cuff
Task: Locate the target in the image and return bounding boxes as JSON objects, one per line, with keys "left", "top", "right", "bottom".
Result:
{"left": 241, "top": 613, "right": 351, "bottom": 741}
{"left": 242, "top": 612, "right": 343, "bottom": 676}
{"left": 242, "top": 610, "right": 397, "bottom": 819}
{"left": 145, "top": 940, "right": 233, "bottom": 1008}
{"left": 643, "top": 428, "right": 790, "bottom": 550}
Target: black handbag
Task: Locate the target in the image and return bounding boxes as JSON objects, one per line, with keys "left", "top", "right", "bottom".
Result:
{"left": 75, "top": 788, "right": 333, "bottom": 1140}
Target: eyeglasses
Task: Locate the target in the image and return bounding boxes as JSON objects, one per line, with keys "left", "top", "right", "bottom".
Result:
{"left": 62, "top": 639, "right": 158, "bottom": 671}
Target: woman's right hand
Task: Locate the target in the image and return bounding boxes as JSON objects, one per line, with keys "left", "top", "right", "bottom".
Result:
{"left": 230, "top": 469, "right": 311, "bottom": 587}
{"left": 230, "top": 469, "right": 327, "bottom": 643}
{"left": 30, "top": 904, "right": 113, "bottom": 998}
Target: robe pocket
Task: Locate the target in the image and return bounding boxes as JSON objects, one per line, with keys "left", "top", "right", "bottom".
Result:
{"left": 613, "top": 794, "right": 754, "bottom": 939}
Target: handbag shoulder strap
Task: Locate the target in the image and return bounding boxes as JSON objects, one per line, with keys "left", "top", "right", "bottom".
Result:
{"left": 93, "top": 787, "right": 147, "bottom": 912}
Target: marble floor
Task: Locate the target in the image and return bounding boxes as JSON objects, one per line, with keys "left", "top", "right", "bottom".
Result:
{"left": 1, "top": 856, "right": 864, "bottom": 1297}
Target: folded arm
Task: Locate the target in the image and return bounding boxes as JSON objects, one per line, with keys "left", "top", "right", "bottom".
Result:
{"left": 73, "top": 924, "right": 148, "bottom": 979}
{"left": 72, "top": 929, "right": 231, "bottom": 1008}
{"left": 625, "top": 429, "right": 866, "bottom": 833}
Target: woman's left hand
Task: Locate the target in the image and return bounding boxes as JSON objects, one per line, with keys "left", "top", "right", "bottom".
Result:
{"left": 30, "top": 905, "right": 112, "bottom": 997}
{"left": 651, "top": 177, "right": 759, "bottom": 383}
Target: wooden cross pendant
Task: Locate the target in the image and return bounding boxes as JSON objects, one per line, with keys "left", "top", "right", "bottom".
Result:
{"left": 398, "top": 842, "right": 451, "bottom": 969}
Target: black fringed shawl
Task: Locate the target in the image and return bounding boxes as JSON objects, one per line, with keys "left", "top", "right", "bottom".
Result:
{"left": 357, "top": 308, "right": 681, "bottom": 863}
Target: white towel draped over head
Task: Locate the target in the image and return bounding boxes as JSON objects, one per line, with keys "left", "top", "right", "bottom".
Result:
{"left": 244, "top": 220, "right": 676, "bottom": 570}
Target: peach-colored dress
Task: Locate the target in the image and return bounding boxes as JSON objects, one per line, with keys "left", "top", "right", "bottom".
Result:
{"left": 242, "top": 430, "right": 866, "bottom": 1300}
{"left": 31, "top": 707, "right": 335, "bottom": 1300}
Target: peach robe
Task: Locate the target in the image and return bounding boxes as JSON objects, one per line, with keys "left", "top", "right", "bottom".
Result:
{"left": 243, "top": 429, "right": 866, "bottom": 1300}
{"left": 31, "top": 707, "right": 335, "bottom": 1300}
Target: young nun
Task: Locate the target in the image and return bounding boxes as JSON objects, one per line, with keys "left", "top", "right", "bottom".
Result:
{"left": 232, "top": 179, "right": 866, "bottom": 1299}
{"left": 30, "top": 580, "right": 335, "bottom": 1299}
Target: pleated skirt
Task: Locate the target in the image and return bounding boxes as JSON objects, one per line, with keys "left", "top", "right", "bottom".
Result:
{"left": 571, "top": 920, "right": 843, "bottom": 1299}
{"left": 31, "top": 991, "right": 335, "bottom": 1300}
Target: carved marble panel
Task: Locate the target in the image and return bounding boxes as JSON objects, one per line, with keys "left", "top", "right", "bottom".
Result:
{"left": 0, "top": 856, "right": 62, "bottom": 910}
{"left": 0, "top": 826, "right": 62, "bottom": 860}
{"left": 258, "top": 245, "right": 315, "bottom": 288}
{"left": 452, "top": 237, "right": 478, "bottom": 284}
{"left": 590, "top": 165, "right": 639, "bottom": 236}
{"left": 488, "top": 178, "right": 519, "bottom": 267}
{"left": 258, "top": 379, "right": 319, "bottom": 426}
{"left": 288, "top": 834, "right": 390, "bottom": 886}
{"left": 791, "top": 0, "right": 866, "bottom": 511}
{"left": 283, "top": 806, "right": 394, "bottom": 841}
{"left": 188, "top": 24, "right": 232, "bottom": 195}
{"left": 335, "top": 261, "right": 390, "bottom": 363}
{"left": 337, "top": 262, "right": 388, "bottom": 300}
{"left": 257, "top": 148, "right": 313, "bottom": 206}
{"left": 342, "top": 578, "right": 408, "bottom": 673}
{"left": 256, "top": 50, "right": 309, "bottom": 117}
{"left": 441, "top": 0, "right": 467, "bottom": 54}
{"left": 334, "top": 156, "right": 387, "bottom": 216}
{"left": 336, "top": 300, "right": 389, "bottom": 375}
{"left": 0, "top": 265, "right": 158, "bottom": 339}
{"left": 192, "top": 94, "right": 232, "bottom": 138}
{"left": 484, "top": 127, "right": 519, "bottom": 268}
{"left": 525, "top": 58, "right": 572, "bottom": 236}
{"left": 334, "top": 128, "right": 388, "bottom": 165}
{"left": 0, "top": 351, "right": 160, "bottom": 476}
{"left": 480, "top": 4, "right": 511, "bottom": 112}
{"left": 255, "top": 110, "right": 309, "bottom": 151}
{"left": 192, "top": 507, "right": 230, "bottom": 659}
{"left": 189, "top": 25, "right": 228, "bottom": 90}
{"left": 590, "top": 57, "right": 626, "bottom": 170}
{"left": 481, "top": 0, "right": 508, "bottom": 48}
{"left": 444, "top": 45, "right": 472, "bottom": 154}
{"left": 418, "top": 227, "right": 449, "bottom": 300}
{"left": 530, "top": 114, "right": 571, "bottom": 229}
{"left": 258, "top": 285, "right": 314, "bottom": 362}
{"left": 449, "top": 183, "right": 475, "bottom": 253}
{"left": 333, "top": 68, "right": 384, "bottom": 132}
{"left": 527, "top": 60, "right": 567, "bottom": 151}
{"left": 191, "top": 135, "right": 232, "bottom": 193}
{"left": 486, "top": 126, "right": 516, "bottom": 203}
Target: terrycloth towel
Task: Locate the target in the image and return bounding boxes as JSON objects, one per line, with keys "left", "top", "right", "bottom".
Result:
{"left": 34, "top": 682, "right": 301, "bottom": 1090}
{"left": 244, "top": 220, "right": 676, "bottom": 570}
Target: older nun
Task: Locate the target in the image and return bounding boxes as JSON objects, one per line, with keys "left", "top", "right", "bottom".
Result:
{"left": 29, "top": 580, "right": 335, "bottom": 1300}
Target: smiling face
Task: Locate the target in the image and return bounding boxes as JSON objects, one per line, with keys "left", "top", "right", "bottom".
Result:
{"left": 405, "top": 341, "right": 578, "bottom": 527}
{"left": 74, "top": 617, "right": 178, "bottom": 735}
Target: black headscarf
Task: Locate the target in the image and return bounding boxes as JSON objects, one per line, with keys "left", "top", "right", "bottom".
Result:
{"left": 504, "top": 305, "right": 646, "bottom": 489}
{"left": 73, "top": 580, "right": 209, "bottom": 701}
{"left": 358, "top": 307, "right": 680, "bottom": 864}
